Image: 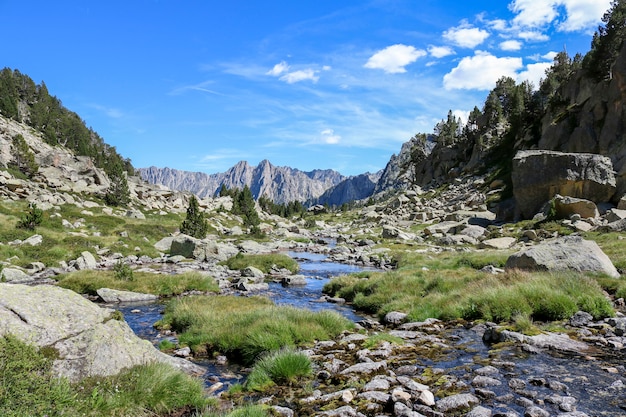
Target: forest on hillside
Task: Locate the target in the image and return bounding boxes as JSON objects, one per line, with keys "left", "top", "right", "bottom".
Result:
{"left": 0, "top": 68, "right": 134, "bottom": 178}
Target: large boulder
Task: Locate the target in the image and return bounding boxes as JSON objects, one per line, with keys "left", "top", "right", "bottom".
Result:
{"left": 0, "top": 283, "right": 203, "bottom": 382}
{"left": 505, "top": 236, "right": 620, "bottom": 278}
{"left": 512, "top": 150, "right": 616, "bottom": 219}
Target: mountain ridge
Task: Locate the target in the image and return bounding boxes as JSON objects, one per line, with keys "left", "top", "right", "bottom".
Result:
{"left": 139, "top": 160, "right": 346, "bottom": 205}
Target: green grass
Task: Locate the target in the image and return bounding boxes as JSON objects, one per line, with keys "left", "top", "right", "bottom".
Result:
{"left": 0, "top": 200, "right": 186, "bottom": 267}
{"left": 0, "top": 334, "right": 210, "bottom": 417}
{"left": 325, "top": 265, "right": 614, "bottom": 323}
{"left": 158, "top": 295, "right": 353, "bottom": 364}
{"left": 220, "top": 252, "right": 299, "bottom": 274}
{"left": 56, "top": 270, "right": 219, "bottom": 296}
{"left": 245, "top": 348, "right": 312, "bottom": 391}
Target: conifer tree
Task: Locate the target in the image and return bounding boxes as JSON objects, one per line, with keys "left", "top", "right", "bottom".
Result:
{"left": 10, "top": 134, "right": 38, "bottom": 178}
{"left": 180, "top": 195, "right": 208, "bottom": 238}
{"left": 104, "top": 162, "right": 130, "bottom": 207}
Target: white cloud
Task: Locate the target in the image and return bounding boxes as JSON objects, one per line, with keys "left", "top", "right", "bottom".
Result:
{"left": 452, "top": 109, "right": 470, "bottom": 125}
{"left": 428, "top": 45, "right": 455, "bottom": 58}
{"left": 517, "top": 30, "right": 550, "bottom": 41}
{"left": 322, "top": 65, "right": 332, "bottom": 71}
{"left": 509, "top": 0, "right": 610, "bottom": 32}
{"left": 364, "top": 44, "right": 426, "bottom": 73}
{"left": 500, "top": 40, "right": 522, "bottom": 51}
{"left": 443, "top": 23, "right": 490, "bottom": 48}
{"left": 279, "top": 69, "right": 320, "bottom": 84}
{"left": 543, "top": 51, "right": 559, "bottom": 61}
{"left": 320, "top": 129, "right": 341, "bottom": 144}
{"left": 557, "top": 0, "right": 612, "bottom": 32}
{"left": 267, "top": 61, "right": 290, "bottom": 76}
{"left": 517, "top": 62, "right": 552, "bottom": 88}
{"left": 509, "top": 0, "right": 559, "bottom": 29}
{"left": 443, "top": 51, "right": 523, "bottom": 90}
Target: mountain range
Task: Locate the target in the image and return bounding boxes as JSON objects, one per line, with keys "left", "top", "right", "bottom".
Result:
{"left": 138, "top": 160, "right": 348, "bottom": 205}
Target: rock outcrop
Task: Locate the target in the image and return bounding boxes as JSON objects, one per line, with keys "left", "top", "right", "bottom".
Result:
{"left": 511, "top": 150, "right": 616, "bottom": 219}
{"left": 505, "top": 236, "right": 620, "bottom": 278}
{"left": 0, "top": 283, "right": 203, "bottom": 382}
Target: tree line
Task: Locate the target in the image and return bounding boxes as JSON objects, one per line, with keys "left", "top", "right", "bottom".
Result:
{"left": 420, "top": 0, "right": 626, "bottom": 189}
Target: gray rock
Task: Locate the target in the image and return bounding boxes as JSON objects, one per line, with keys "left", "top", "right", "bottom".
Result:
{"left": 96, "top": 288, "right": 159, "bottom": 303}
{"left": 552, "top": 195, "right": 599, "bottom": 219}
{"left": 466, "top": 406, "right": 493, "bottom": 417}
{"left": 320, "top": 405, "right": 357, "bottom": 417}
{"left": 436, "top": 393, "right": 479, "bottom": 413}
{"left": 472, "top": 375, "right": 502, "bottom": 387}
{"left": 154, "top": 236, "right": 175, "bottom": 252}
{"left": 357, "top": 390, "right": 390, "bottom": 404}
{"left": 525, "top": 406, "right": 550, "bottom": 417}
{"left": 480, "top": 237, "right": 517, "bottom": 250}
{"left": 505, "top": 236, "right": 619, "bottom": 278}
{"left": 569, "top": 311, "right": 593, "bottom": 327}
{"left": 281, "top": 275, "right": 307, "bottom": 286}
{"left": 272, "top": 405, "right": 295, "bottom": 417}
{"left": 0, "top": 283, "right": 203, "bottom": 382}
{"left": 242, "top": 266, "right": 265, "bottom": 282}
{"left": 75, "top": 250, "right": 98, "bottom": 270}
{"left": 394, "top": 402, "right": 426, "bottom": 417}
{"left": 340, "top": 361, "right": 387, "bottom": 376}
{"left": 22, "top": 234, "right": 43, "bottom": 246}
{"left": 364, "top": 378, "right": 390, "bottom": 391}
{"left": 1, "top": 267, "right": 30, "bottom": 282}
{"left": 125, "top": 209, "right": 146, "bottom": 219}
{"left": 384, "top": 311, "right": 408, "bottom": 325}
{"left": 512, "top": 150, "right": 616, "bottom": 219}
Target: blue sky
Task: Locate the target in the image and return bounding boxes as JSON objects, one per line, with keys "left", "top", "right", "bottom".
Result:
{"left": 0, "top": 0, "right": 611, "bottom": 176}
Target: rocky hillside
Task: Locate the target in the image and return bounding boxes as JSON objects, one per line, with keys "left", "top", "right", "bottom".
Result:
{"left": 139, "top": 159, "right": 345, "bottom": 204}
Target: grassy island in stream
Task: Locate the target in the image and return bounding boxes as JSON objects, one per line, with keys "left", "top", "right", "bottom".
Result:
{"left": 323, "top": 249, "right": 618, "bottom": 325}
{"left": 157, "top": 295, "right": 354, "bottom": 364}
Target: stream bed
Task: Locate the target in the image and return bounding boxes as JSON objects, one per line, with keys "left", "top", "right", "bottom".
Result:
{"left": 116, "top": 252, "right": 626, "bottom": 415}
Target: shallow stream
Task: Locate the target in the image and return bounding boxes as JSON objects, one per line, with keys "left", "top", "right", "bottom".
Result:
{"left": 116, "top": 251, "right": 626, "bottom": 414}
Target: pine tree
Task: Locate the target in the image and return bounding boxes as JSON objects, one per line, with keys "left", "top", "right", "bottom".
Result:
{"left": 583, "top": 0, "right": 626, "bottom": 81}
{"left": 180, "top": 195, "right": 209, "bottom": 238}
{"left": 104, "top": 162, "right": 130, "bottom": 206}
{"left": 10, "top": 134, "right": 38, "bottom": 177}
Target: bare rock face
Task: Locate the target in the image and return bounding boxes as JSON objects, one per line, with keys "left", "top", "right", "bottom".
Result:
{"left": 511, "top": 150, "right": 616, "bottom": 219}
{"left": 0, "top": 283, "right": 203, "bottom": 382}
{"left": 505, "top": 236, "right": 620, "bottom": 278}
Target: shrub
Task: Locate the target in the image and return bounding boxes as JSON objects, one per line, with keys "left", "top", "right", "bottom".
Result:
{"left": 16, "top": 203, "right": 43, "bottom": 230}
{"left": 113, "top": 260, "right": 134, "bottom": 281}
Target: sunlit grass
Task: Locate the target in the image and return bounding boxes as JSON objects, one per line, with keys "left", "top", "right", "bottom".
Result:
{"left": 0, "top": 335, "right": 211, "bottom": 417}
{"left": 158, "top": 295, "right": 353, "bottom": 364}
{"left": 245, "top": 348, "right": 312, "bottom": 391}
{"left": 56, "top": 270, "right": 219, "bottom": 296}
{"left": 325, "top": 263, "right": 614, "bottom": 323}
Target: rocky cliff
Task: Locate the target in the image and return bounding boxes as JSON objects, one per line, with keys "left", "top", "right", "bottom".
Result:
{"left": 311, "top": 171, "right": 381, "bottom": 207}
{"left": 539, "top": 42, "right": 626, "bottom": 198}
{"left": 139, "top": 160, "right": 345, "bottom": 205}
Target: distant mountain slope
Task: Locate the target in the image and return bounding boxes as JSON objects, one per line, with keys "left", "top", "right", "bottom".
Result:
{"left": 139, "top": 160, "right": 345, "bottom": 204}
{"left": 311, "top": 172, "right": 382, "bottom": 207}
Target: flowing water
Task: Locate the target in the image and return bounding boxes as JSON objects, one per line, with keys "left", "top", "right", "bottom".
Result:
{"left": 117, "top": 251, "right": 369, "bottom": 391}
{"left": 116, "top": 252, "right": 626, "bottom": 413}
